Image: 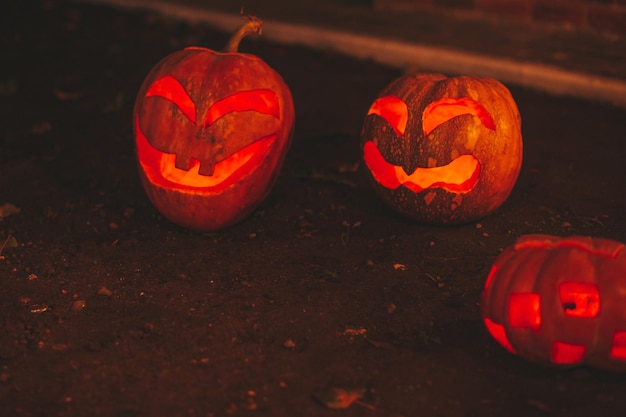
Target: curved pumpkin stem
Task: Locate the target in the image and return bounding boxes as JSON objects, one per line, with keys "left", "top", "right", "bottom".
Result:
{"left": 223, "top": 16, "right": 263, "bottom": 53}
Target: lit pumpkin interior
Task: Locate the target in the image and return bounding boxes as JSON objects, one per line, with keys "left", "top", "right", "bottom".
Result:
{"left": 422, "top": 97, "right": 495, "bottom": 136}
{"left": 551, "top": 341, "right": 586, "bottom": 364}
{"left": 363, "top": 141, "right": 479, "bottom": 192}
{"left": 136, "top": 75, "right": 280, "bottom": 192}
{"left": 559, "top": 282, "right": 600, "bottom": 318}
{"left": 483, "top": 265, "right": 517, "bottom": 352}
{"left": 483, "top": 317, "right": 516, "bottom": 353}
{"left": 367, "top": 95, "right": 407, "bottom": 137}
{"left": 610, "top": 331, "right": 626, "bottom": 360}
{"left": 508, "top": 293, "right": 541, "bottom": 329}
{"left": 363, "top": 96, "right": 495, "bottom": 193}
{"left": 136, "top": 117, "right": 275, "bottom": 192}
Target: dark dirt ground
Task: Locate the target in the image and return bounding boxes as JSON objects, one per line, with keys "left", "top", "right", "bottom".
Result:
{"left": 2, "top": 1, "right": 626, "bottom": 416}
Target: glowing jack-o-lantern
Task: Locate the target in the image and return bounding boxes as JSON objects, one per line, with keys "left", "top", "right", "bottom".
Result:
{"left": 481, "top": 234, "right": 626, "bottom": 371}
{"left": 133, "top": 17, "right": 294, "bottom": 231}
{"left": 360, "top": 73, "right": 522, "bottom": 224}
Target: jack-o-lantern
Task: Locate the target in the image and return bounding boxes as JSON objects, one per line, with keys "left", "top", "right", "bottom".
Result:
{"left": 481, "top": 234, "right": 626, "bottom": 371}
{"left": 360, "top": 73, "right": 522, "bottom": 225}
{"left": 133, "top": 17, "right": 295, "bottom": 231}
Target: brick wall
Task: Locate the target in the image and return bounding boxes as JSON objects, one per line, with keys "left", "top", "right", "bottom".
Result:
{"left": 373, "top": 0, "right": 626, "bottom": 35}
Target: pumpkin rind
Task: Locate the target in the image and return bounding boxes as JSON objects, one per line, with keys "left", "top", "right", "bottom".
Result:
{"left": 360, "top": 73, "right": 522, "bottom": 225}
{"left": 133, "top": 21, "right": 294, "bottom": 231}
{"left": 481, "top": 234, "right": 626, "bottom": 371}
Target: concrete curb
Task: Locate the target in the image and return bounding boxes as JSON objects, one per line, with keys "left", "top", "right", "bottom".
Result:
{"left": 83, "top": 0, "right": 626, "bottom": 108}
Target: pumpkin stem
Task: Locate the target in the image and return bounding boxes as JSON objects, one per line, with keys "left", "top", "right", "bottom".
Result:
{"left": 223, "top": 16, "right": 263, "bottom": 53}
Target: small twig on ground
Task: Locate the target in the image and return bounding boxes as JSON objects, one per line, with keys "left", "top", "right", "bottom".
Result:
{"left": 0, "top": 234, "right": 13, "bottom": 257}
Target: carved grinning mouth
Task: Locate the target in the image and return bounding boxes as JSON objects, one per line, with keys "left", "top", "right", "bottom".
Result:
{"left": 363, "top": 140, "right": 480, "bottom": 193}
{"left": 135, "top": 116, "right": 276, "bottom": 193}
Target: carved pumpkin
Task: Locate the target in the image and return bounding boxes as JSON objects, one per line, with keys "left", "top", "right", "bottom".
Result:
{"left": 133, "top": 17, "right": 295, "bottom": 231}
{"left": 481, "top": 234, "right": 626, "bottom": 371}
{"left": 360, "top": 73, "right": 522, "bottom": 225}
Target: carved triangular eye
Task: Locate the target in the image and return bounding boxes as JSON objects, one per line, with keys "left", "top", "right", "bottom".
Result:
{"left": 145, "top": 75, "right": 196, "bottom": 124}
{"left": 204, "top": 89, "right": 280, "bottom": 127}
{"left": 367, "top": 95, "right": 408, "bottom": 137}
{"left": 422, "top": 97, "right": 495, "bottom": 136}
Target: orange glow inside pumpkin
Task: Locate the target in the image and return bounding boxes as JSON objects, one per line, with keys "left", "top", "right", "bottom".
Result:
{"left": 204, "top": 89, "right": 280, "bottom": 126}
{"left": 483, "top": 317, "right": 516, "bottom": 353}
{"left": 145, "top": 75, "right": 197, "bottom": 123}
{"left": 551, "top": 341, "right": 586, "bottom": 364}
{"left": 135, "top": 116, "right": 275, "bottom": 192}
{"left": 422, "top": 97, "right": 496, "bottom": 136}
{"left": 363, "top": 141, "right": 479, "bottom": 192}
{"left": 367, "top": 95, "right": 408, "bottom": 137}
{"left": 483, "top": 264, "right": 499, "bottom": 290}
{"left": 610, "top": 331, "right": 626, "bottom": 360}
{"left": 136, "top": 75, "right": 282, "bottom": 192}
{"left": 508, "top": 293, "right": 541, "bottom": 330}
{"left": 559, "top": 282, "right": 600, "bottom": 318}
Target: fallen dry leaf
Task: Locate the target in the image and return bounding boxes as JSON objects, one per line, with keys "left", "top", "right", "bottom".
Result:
{"left": 0, "top": 235, "right": 18, "bottom": 256}
{"left": 97, "top": 286, "right": 113, "bottom": 296}
{"left": 71, "top": 300, "right": 86, "bottom": 312}
{"left": 393, "top": 263, "right": 406, "bottom": 271}
{"left": 313, "top": 387, "right": 373, "bottom": 410}
{"left": 0, "top": 203, "right": 20, "bottom": 219}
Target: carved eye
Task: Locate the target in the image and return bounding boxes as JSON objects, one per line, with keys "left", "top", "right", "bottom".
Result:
{"left": 422, "top": 97, "right": 496, "bottom": 135}
{"left": 367, "top": 95, "right": 408, "bottom": 137}
{"left": 145, "top": 74, "right": 197, "bottom": 123}
{"left": 204, "top": 89, "right": 280, "bottom": 127}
